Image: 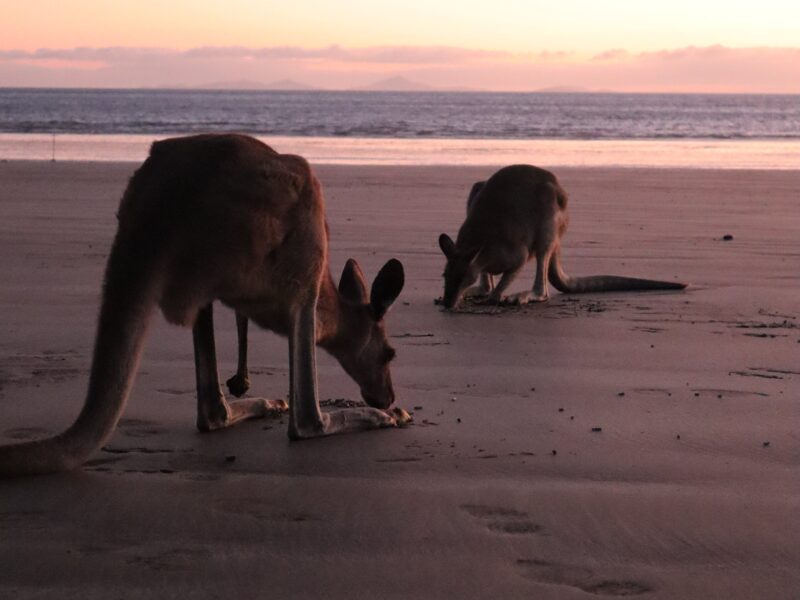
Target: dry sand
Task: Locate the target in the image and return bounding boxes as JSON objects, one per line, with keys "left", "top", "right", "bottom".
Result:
{"left": 0, "top": 160, "right": 798, "bottom": 599}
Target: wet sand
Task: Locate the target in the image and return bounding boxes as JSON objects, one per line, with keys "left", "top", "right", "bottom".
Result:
{"left": 0, "top": 161, "right": 798, "bottom": 599}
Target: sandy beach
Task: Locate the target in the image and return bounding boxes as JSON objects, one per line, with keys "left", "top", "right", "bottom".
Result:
{"left": 0, "top": 160, "right": 798, "bottom": 599}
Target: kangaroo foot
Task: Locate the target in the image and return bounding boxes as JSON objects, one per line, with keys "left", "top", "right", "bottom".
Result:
{"left": 503, "top": 291, "right": 548, "bottom": 305}
{"left": 289, "top": 407, "right": 399, "bottom": 440}
{"left": 463, "top": 285, "right": 490, "bottom": 299}
{"left": 198, "top": 398, "right": 288, "bottom": 432}
{"left": 225, "top": 373, "right": 250, "bottom": 397}
{"left": 388, "top": 405, "right": 413, "bottom": 426}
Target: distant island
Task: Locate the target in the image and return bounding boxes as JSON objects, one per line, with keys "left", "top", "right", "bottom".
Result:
{"left": 185, "top": 79, "right": 318, "bottom": 91}
{"left": 354, "top": 76, "right": 434, "bottom": 92}
{"left": 167, "top": 77, "right": 603, "bottom": 93}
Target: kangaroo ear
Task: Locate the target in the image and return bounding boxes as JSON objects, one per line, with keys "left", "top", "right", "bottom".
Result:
{"left": 438, "top": 234, "right": 456, "bottom": 260}
{"left": 339, "top": 258, "right": 369, "bottom": 304}
{"left": 370, "top": 259, "right": 405, "bottom": 320}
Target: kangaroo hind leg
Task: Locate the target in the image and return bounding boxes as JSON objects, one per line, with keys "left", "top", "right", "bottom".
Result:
{"left": 505, "top": 242, "right": 556, "bottom": 305}
{"left": 479, "top": 272, "right": 495, "bottom": 294}
{"left": 193, "top": 304, "right": 287, "bottom": 433}
{"left": 530, "top": 241, "right": 556, "bottom": 302}
{"left": 463, "top": 272, "right": 495, "bottom": 299}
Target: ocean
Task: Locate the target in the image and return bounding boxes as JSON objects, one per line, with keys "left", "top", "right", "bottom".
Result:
{"left": 1, "top": 88, "right": 798, "bottom": 168}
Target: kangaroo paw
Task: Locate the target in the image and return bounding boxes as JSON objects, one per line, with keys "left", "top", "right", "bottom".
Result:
{"left": 289, "top": 407, "right": 399, "bottom": 439}
{"left": 503, "top": 291, "right": 548, "bottom": 305}
{"left": 388, "top": 405, "right": 413, "bottom": 426}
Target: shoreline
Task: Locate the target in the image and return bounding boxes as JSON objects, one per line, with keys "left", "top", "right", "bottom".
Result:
{"left": 1, "top": 132, "right": 799, "bottom": 169}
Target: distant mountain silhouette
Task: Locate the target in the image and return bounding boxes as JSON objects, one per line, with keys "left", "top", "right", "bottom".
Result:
{"left": 188, "top": 79, "right": 317, "bottom": 91}
{"left": 534, "top": 85, "right": 595, "bottom": 93}
{"left": 262, "top": 79, "right": 318, "bottom": 91}
{"left": 356, "top": 76, "right": 434, "bottom": 91}
{"left": 166, "top": 79, "right": 605, "bottom": 93}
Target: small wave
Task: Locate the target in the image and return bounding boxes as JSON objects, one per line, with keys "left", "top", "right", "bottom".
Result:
{"left": 1, "top": 89, "right": 799, "bottom": 141}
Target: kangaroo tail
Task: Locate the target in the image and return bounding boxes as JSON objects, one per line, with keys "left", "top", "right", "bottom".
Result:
{"left": 548, "top": 249, "right": 686, "bottom": 294}
{"left": 0, "top": 232, "right": 160, "bottom": 477}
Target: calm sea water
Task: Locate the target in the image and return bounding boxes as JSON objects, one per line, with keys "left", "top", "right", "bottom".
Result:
{"left": 1, "top": 88, "right": 798, "bottom": 167}
{"left": 2, "top": 88, "right": 798, "bottom": 139}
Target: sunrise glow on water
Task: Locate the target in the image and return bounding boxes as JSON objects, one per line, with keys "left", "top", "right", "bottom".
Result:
{"left": 1, "top": 133, "right": 797, "bottom": 170}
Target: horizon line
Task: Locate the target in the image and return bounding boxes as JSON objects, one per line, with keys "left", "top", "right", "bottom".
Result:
{"left": 2, "top": 85, "right": 798, "bottom": 96}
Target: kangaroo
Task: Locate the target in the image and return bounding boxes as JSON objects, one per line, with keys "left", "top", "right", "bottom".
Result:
{"left": 438, "top": 164, "right": 686, "bottom": 309}
{"left": 0, "top": 134, "right": 408, "bottom": 477}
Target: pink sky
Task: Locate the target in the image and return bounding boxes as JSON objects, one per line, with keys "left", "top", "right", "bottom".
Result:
{"left": 1, "top": 1, "right": 799, "bottom": 92}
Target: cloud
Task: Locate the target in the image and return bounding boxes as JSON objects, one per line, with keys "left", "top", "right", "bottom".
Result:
{"left": 0, "top": 44, "right": 798, "bottom": 92}
{"left": 0, "top": 46, "right": 176, "bottom": 61}
{"left": 592, "top": 48, "right": 629, "bottom": 61}
{"left": 0, "top": 44, "right": 511, "bottom": 66}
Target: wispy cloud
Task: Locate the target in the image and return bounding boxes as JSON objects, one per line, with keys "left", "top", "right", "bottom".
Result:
{"left": 1, "top": 44, "right": 512, "bottom": 65}
{"left": 1, "top": 44, "right": 798, "bottom": 92}
{"left": 592, "top": 49, "right": 629, "bottom": 61}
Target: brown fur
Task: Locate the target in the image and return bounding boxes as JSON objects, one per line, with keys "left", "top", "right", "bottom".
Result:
{"left": 0, "top": 134, "right": 407, "bottom": 477}
{"left": 439, "top": 164, "right": 685, "bottom": 309}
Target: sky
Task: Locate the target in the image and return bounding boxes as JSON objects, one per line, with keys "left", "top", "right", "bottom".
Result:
{"left": 1, "top": 0, "right": 799, "bottom": 92}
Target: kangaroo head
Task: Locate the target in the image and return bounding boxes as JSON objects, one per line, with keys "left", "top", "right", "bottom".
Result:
{"left": 438, "top": 233, "right": 480, "bottom": 309}
{"left": 333, "top": 258, "right": 405, "bottom": 409}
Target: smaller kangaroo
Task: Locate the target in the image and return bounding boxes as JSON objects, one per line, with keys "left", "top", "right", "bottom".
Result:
{"left": 438, "top": 165, "right": 686, "bottom": 309}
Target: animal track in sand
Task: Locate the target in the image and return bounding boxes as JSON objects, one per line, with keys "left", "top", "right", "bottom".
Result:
{"left": 84, "top": 456, "right": 126, "bottom": 468}
{"left": 180, "top": 473, "right": 222, "bottom": 482}
{"left": 3, "top": 426, "right": 52, "bottom": 440}
{"left": 461, "top": 504, "right": 543, "bottom": 535}
{"left": 156, "top": 387, "right": 193, "bottom": 396}
{"left": 690, "top": 387, "right": 770, "bottom": 398}
{"left": 0, "top": 509, "right": 50, "bottom": 532}
{"left": 117, "top": 417, "right": 166, "bottom": 438}
{"left": 77, "top": 543, "right": 125, "bottom": 556}
{"left": 101, "top": 446, "right": 177, "bottom": 455}
{"left": 126, "top": 548, "right": 211, "bottom": 572}
{"left": 213, "top": 498, "right": 318, "bottom": 523}
{"left": 516, "top": 559, "right": 652, "bottom": 596}
{"left": 631, "top": 326, "right": 665, "bottom": 333}
{"left": 0, "top": 351, "right": 81, "bottom": 388}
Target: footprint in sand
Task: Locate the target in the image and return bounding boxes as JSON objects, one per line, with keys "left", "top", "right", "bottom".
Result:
{"left": 126, "top": 548, "right": 211, "bottom": 572}
{"left": 156, "top": 387, "right": 193, "bottom": 396}
{"left": 118, "top": 417, "right": 165, "bottom": 438}
{"left": 461, "top": 504, "right": 543, "bottom": 535}
{"left": 3, "top": 426, "right": 52, "bottom": 440}
{"left": 214, "top": 498, "right": 318, "bottom": 523}
{"left": 0, "top": 509, "right": 50, "bottom": 532}
{"left": 84, "top": 456, "right": 126, "bottom": 468}
{"left": 180, "top": 473, "right": 222, "bottom": 482}
{"left": 517, "top": 559, "right": 651, "bottom": 596}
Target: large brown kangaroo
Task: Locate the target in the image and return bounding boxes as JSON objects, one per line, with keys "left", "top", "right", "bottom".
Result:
{"left": 0, "top": 134, "right": 408, "bottom": 477}
{"left": 438, "top": 164, "right": 686, "bottom": 309}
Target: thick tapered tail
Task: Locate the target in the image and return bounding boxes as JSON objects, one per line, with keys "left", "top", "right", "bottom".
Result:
{"left": 548, "top": 250, "right": 686, "bottom": 294}
{"left": 0, "top": 235, "right": 159, "bottom": 477}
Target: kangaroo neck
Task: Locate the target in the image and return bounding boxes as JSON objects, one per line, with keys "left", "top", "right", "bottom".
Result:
{"left": 315, "top": 271, "right": 349, "bottom": 349}
{"left": 456, "top": 221, "right": 486, "bottom": 259}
